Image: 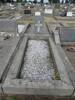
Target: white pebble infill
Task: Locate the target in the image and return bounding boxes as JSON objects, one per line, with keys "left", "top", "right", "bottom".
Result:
{"left": 21, "top": 40, "right": 55, "bottom": 80}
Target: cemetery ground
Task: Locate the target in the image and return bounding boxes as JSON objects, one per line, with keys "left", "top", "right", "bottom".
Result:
{"left": 1, "top": 5, "right": 75, "bottom": 100}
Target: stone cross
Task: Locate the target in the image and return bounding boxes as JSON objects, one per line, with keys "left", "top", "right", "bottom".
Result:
{"left": 35, "top": 20, "right": 42, "bottom": 33}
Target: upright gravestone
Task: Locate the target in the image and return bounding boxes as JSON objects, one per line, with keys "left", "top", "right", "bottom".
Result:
{"left": 0, "top": 19, "right": 18, "bottom": 33}
{"left": 34, "top": 12, "right": 44, "bottom": 33}
{"left": 59, "top": 27, "right": 75, "bottom": 42}
{"left": 17, "top": 3, "right": 22, "bottom": 11}
{"left": 67, "top": 12, "right": 72, "bottom": 17}
{"left": 44, "top": 8, "right": 53, "bottom": 15}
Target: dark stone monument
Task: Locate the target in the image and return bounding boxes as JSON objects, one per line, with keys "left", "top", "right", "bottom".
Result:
{"left": 24, "top": 9, "right": 31, "bottom": 14}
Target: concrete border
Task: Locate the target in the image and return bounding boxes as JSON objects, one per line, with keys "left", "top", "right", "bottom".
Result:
{"left": 3, "top": 36, "right": 74, "bottom": 96}
{"left": 0, "top": 24, "right": 29, "bottom": 94}
{"left": 53, "top": 30, "right": 60, "bottom": 44}
{"left": 56, "top": 45, "right": 75, "bottom": 96}
{"left": 0, "top": 37, "right": 19, "bottom": 94}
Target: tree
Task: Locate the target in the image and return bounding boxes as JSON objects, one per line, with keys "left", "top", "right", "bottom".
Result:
{"left": 48, "top": 0, "right": 52, "bottom": 3}
{"left": 33, "top": 0, "right": 37, "bottom": 4}
{"left": 0, "top": 0, "right": 5, "bottom": 3}
{"left": 53, "top": 0, "right": 59, "bottom": 3}
{"left": 40, "top": 0, "right": 43, "bottom": 4}
{"left": 17, "top": 0, "right": 22, "bottom": 3}
{"left": 72, "top": 0, "right": 75, "bottom": 3}
{"left": 65, "top": 0, "right": 69, "bottom": 3}
{"left": 25, "top": 0, "right": 27, "bottom": 3}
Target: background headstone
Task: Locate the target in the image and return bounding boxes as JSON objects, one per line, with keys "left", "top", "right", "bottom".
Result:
{"left": 24, "top": 9, "right": 31, "bottom": 14}
{"left": 67, "top": 12, "right": 72, "bottom": 17}
{"left": 44, "top": 9, "right": 53, "bottom": 14}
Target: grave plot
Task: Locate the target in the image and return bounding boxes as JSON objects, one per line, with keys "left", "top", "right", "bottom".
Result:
{"left": 3, "top": 36, "right": 74, "bottom": 96}
{"left": 0, "top": 35, "right": 20, "bottom": 94}
{"left": 58, "top": 27, "right": 75, "bottom": 69}
{"left": 53, "top": 27, "right": 75, "bottom": 92}
{"left": 20, "top": 39, "right": 59, "bottom": 81}
{"left": 0, "top": 19, "right": 28, "bottom": 35}
{"left": 0, "top": 20, "right": 29, "bottom": 94}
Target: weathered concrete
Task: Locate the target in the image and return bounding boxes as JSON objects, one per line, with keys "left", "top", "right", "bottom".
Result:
{"left": 0, "top": 37, "right": 19, "bottom": 94}
{"left": 3, "top": 36, "right": 74, "bottom": 96}
{"left": 53, "top": 30, "right": 60, "bottom": 44}
{"left": 0, "top": 24, "right": 29, "bottom": 94}
{"left": 0, "top": 19, "right": 18, "bottom": 33}
{"left": 0, "top": 37, "right": 19, "bottom": 81}
{"left": 53, "top": 27, "right": 75, "bottom": 95}
{"left": 56, "top": 45, "right": 75, "bottom": 88}
{"left": 0, "top": 85, "right": 2, "bottom": 94}
{"left": 25, "top": 24, "right": 49, "bottom": 35}
{"left": 59, "top": 27, "right": 75, "bottom": 43}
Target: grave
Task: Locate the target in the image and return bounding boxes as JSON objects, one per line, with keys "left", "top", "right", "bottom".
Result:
{"left": 3, "top": 36, "right": 74, "bottom": 96}
{"left": 0, "top": 36, "right": 20, "bottom": 94}
{"left": 0, "top": 23, "right": 29, "bottom": 94}
{"left": 53, "top": 27, "right": 75, "bottom": 93}
{"left": 59, "top": 28, "right": 75, "bottom": 70}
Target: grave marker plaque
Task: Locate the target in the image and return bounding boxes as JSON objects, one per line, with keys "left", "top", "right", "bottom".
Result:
{"left": 59, "top": 27, "right": 75, "bottom": 42}
{"left": 44, "top": 9, "right": 53, "bottom": 14}
{"left": 0, "top": 19, "right": 18, "bottom": 33}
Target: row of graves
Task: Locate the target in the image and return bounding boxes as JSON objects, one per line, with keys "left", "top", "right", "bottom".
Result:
{"left": 50, "top": 24, "right": 75, "bottom": 96}
{"left": 0, "top": 3, "right": 19, "bottom": 19}
{"left": 0, "top": 11, "right": 75, "bottom": 99}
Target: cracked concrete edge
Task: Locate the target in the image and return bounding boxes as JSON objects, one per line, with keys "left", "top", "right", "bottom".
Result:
{"left": 0, "top": 85, "right": 2, "bottom": 94}
{"left": 2, "top": 80, "right": 74, "bottom": 96}
{"left": 0, "top": 37, "right": 20, "bottom": 94}
{"left": 2, "top": 37, "right": 74, "bottom": 96}
{"left": 56, "top": 45, "right": 75, "bottom": 96}
{"left": 19, "top": 23, "right": 30, "bottom": 37}
{"left": 2, "top": 36, "right": 28, "bottom": 94}
{"left": 0, "top": 24, "right": 29, "bottom": 94}
{"left": 53, "top": 30, "right": 61, "bottom": 44}
{"left": 49, "top": 37, "right": 74, "bottom": 94}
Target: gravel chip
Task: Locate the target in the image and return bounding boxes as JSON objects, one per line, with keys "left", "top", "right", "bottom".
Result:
{"left": 21, "top": 40, "right": 54, "bottom": 81}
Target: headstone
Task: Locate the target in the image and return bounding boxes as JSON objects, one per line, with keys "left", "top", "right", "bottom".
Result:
{"left": 59, "top": 27, "right": 75, "bottom": 42}
{"left": 34, "top": 12, "right": 44, "bottom": 33}
{"left": 24, "top": 9, "right": 31, "bottom": 14}
{"left": 67, "top": 12, "right": 72, "bottom": 16}
{"left": 44, "top": 9, "right": 53, "bottom": 14}
{"left": 17, "top": 3, "right": 22, "bottom": 11}
{"left": 35, "top": 20, "right": 42, "bottom": 33}
{"left": 0, "top": 19, "right": 18, "bottom": 33}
